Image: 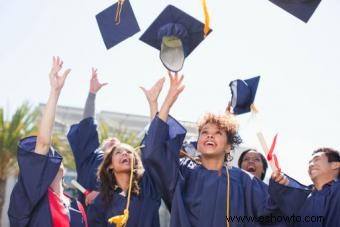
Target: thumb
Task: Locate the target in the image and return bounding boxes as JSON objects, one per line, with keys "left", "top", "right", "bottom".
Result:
{"left": 62, "top": 68, "right": 71, "bottom": 80}
{"left": 139, "top": 86, "right": 147, "bottom": 94}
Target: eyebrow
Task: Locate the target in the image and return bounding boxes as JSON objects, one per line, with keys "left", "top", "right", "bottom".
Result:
{"left": 309, "top": 156, "right": 321, "bottom": 163}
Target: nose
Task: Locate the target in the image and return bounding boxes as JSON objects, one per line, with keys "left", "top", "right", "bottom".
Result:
{"left": 207, "top": 133, "right": 214, "bottom": 139}
{"left": 248, "top": 159, "right": 255, "bottom": 164}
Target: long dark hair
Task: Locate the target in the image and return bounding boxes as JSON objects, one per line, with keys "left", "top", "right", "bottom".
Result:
{"left": 97, "top": 143, "right": 144, "bottom": 208}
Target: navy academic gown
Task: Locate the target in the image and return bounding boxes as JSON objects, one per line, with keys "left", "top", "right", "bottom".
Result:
{"left": 142, "top": 116, "right": 283, "bottom": 227}
{"left": 269, "top": 176, "right": 340, "bottom": 227}
{"left": 87, "top": 172, "right": 161, "bottom": 227}
{"left": 67, "top": 117, "right": 103, "bottom": 206}
{"left": 8, "top": 136, "right": 87, "bottom": 227}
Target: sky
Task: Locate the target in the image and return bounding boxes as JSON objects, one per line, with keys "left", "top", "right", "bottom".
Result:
{"left": 1, "top": 0, "right": 340, "bottom": 184}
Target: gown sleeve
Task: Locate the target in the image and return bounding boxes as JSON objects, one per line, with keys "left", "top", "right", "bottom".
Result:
{"left": 8, "top": 136, "right": 62, "bottom": 227}
{"left": 67, "top": 117, "right": 100, "bottom": 170}
{"left": 268, "top": 175, "right": 311, "bottom": 216}
{"left": 141, "top": 115, "right": 186, "bottom": 209}
{"left": 87, "top": 195, "right": 107, "bottom": 227}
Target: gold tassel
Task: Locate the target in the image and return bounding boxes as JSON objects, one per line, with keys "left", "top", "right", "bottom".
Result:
{"left": 202, "top": 0, "right": 210, "bottom": 38}
{"left": 225, "top": 165, "right": 230, "bottom": 227}
{"left": 108, "top": 152, "right": 134, "bottom": 226}
{"left": 115, "top": 0, "right": 125, "bottom": 25}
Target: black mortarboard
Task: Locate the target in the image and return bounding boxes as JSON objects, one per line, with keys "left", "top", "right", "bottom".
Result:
{"left": 96, "top": 0, "right": 140, "bottom": 49}
{"left": 269, "top": 0, "right": 322, "bottom": 23}
{"left": 229, "top": 76, "right": 260, "bottom": 115}
{"left": 139, "top": 5, "right": 212, "bottom": 72}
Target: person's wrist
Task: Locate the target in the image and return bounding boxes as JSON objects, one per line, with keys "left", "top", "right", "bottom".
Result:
{"left": 50, "top": 88, "right": 61, "bottom": 96}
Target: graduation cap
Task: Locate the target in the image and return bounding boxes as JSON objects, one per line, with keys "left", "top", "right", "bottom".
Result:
{"left": 269, "top": 0, "right": 322, "bottom": 23}
{"left": 139, "top": 5, "right": 212, "bottom": 72}
{"left": 96, "top": 0, "right": 140, "bottom": 49}
{"left": 229, "top": 76, "right": 260, "bottom": 115}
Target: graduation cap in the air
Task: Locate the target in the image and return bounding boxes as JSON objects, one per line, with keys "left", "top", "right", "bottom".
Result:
{"left": 96, "top": 0, "right": 140, "bottom": 49}
{"left": 269, "top": 0, "right": 322, "bottom": 23}
{"left": 229, "top": 76, "right": 260, "bottom": 115}
{"left": 139, "top": 5, "right": 212, "bottom": 72}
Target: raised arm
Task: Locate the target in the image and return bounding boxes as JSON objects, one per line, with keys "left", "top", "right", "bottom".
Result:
{"left": 158, "top": 71, "right": 184, "bottom": 122}
{"left": 140, "top": 77, "right": 165, "bottom": 119}
{"left": 68, "top": 68, "right": 108, "bottom": 162}
{"left": 141, "top": 72, "right": 186, "bottom": 208}
{"left": 68, "top": 68, "right": 108, "bottom": 206}
{"left": 83, "top": 68, "right": 108, "bottom": 119}
{"left": 268, "top": 170, "right": 311, "bottom": 216}
{"left": 35, "top": 56, "right": 70, "bottom": 155}
{"left": 8, "top": 57, "right": 68, "bottom": 227}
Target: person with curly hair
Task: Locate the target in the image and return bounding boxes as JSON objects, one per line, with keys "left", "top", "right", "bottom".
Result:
{"left": 142, "top": 72, "right": 284, "bottom": 227}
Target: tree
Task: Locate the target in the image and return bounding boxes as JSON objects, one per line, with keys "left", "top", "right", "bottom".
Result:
{"left": 98, "top": 120, "right": 140, "bottom": 147}
{"left": 51, "top": 133, "right": 76, "bottom": 170}
{"left": 0, "top": 102, "right": 39, "bottom": 224}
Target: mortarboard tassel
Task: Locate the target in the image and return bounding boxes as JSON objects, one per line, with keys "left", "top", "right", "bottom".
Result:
{"left": 108, "top": 147, "right": 136, "bottom": 226}
{"left": 202, "top": 0, "right": 210, "bottom": 38}
{"left": 115, "top": 0, "right": 125, "bottom": 25}
{"left": 225, "top": 165, "right": 230, "bottom": 227}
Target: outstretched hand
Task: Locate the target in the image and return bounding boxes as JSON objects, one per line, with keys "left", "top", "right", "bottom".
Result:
{"left": 140, "top": 77, "right": 165, "bottom": 119}
{"left": 158, "top": 71, "right": 185, "bottom": 122}
{"left": 49, "top": 56, "right": 71, "bottom": 92}
{"left": 271, "top": 169, "right": 289, "bottom": 186}
{"left": 90, "top": 68, "right": 108, "bottom": 94}
{"left": 164, "top": 71, "right": 185, "bottom": 107}
{"left": 140, "top": 77, "right": 165, "bottom": 105}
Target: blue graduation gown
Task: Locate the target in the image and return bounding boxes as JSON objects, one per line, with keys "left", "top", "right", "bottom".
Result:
{"left": 142, "top": 116, "right": 282, "bottom": 227}
{"left": 87, "top": 172, "right": 161, "bottom": 227}
{"left": 67, "top": 117, "right": 103, "bottom": 205}
{"left": 8, "top": 136, "right": 87, "bottom": 227}
{"left": 269, "top": 176, "right": 340, "bottom": 227}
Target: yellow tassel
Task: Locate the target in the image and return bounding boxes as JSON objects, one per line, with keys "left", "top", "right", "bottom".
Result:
{"left": 202, "top": 0, "right": 210, "bottom": 38}
{"left": 108, "top": 151, "right": 134, "bottom": 226}
{"left": 225, "top": 165, "right": 230, "bottom": 227}
{"left": 108, "top": 209, "right": 129, "bottom": 227}
{"left": 115, "top": 0, "right": 125, "bottom": 25}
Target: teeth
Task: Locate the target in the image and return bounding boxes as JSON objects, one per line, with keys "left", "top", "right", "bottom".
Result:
{"left": 247, "top": 167, "right": 255, "bottom": 172}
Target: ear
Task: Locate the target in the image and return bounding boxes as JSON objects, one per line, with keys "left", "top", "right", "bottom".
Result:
{"left": 107, "top": 163, "right": 114, "bottom": 171}
{"left": 225, "top": 144, "right": 231, "bottom": 152}
{"left": 331, "top": 161, "right": 340, "bottom": 170}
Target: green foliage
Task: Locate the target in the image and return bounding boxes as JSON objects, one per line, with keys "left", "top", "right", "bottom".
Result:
{"left": 98, "top": 120, "right": 140, "bottom": 147}
{"left": 0, "top": 102, "right": 39, "bottom": 179}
